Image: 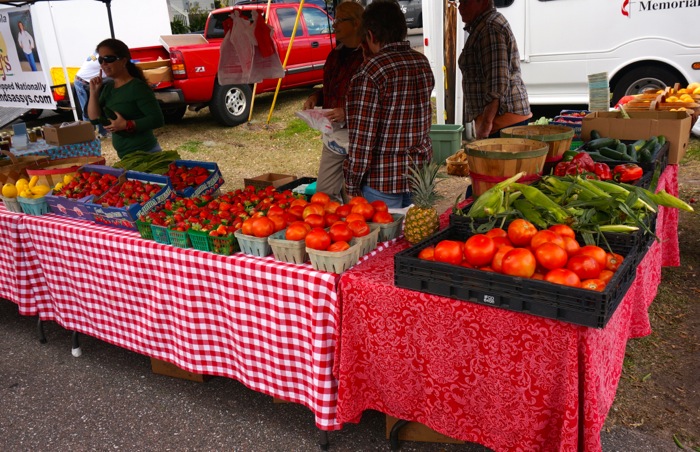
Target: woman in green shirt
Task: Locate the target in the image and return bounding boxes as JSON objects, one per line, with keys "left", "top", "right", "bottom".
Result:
{"left": 88, "top": 38, "right": 164, "bottom": 159}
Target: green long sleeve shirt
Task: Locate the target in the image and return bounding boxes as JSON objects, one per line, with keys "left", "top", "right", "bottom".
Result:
{"left": 98, "top": 78, "right": 164, "bottom": 159}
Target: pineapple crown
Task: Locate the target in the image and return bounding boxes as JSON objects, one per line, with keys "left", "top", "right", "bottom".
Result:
{"left": 406, "top": 158, "right": 443, "bottom": 208}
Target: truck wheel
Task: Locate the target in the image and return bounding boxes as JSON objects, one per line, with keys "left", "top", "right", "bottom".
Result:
{"left": 611, "top": 65, "right": 685, "bottom": 107}
{"left": 162, "top": 105, "right": 187, "bottom": 123}
{"left": 209, "top": 84, "right": 252, "bottom": 127}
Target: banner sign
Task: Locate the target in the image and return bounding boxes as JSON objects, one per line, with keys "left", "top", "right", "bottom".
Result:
{"left": 0, "top": 6, "right": 56, "bottom": 109}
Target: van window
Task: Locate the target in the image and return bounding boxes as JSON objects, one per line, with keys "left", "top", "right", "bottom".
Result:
{"left": 302, "top": 7, "right": 332, "bottom": 36}
{"left": 277, "top": 7, "right": 304, "bottom": 38}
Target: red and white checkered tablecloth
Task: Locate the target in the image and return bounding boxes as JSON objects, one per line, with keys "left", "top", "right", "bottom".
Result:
{"left": 1, "top": 210, "right": 390, "bottom": 431}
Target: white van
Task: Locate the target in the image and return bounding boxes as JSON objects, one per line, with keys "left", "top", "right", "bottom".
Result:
{"left": 424, "top": 0, "right": 700, "bottom": 117}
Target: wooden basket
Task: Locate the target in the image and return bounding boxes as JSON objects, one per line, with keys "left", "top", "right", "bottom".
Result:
{"left": 464, "top": 138, "right": 548, "bottom": 197}
{"left": 446, "top": 150, "right": 470, "bottom": 177}
{"left": 500, "top": 124, "right": 574, "bottom": 162}
{"left": 25, "top": 156, "right": 106, "bottom": 188}
{"left": 0, "top": 150, "right": 51, "bottom": 185}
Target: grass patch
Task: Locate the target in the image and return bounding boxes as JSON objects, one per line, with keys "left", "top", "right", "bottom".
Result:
{"left": 272, "top": 118, "right": 315, "bottom": 140}
{"left": 177, "top": 140, "right": 204, "bottom": 154}
{"left": 683, "top": 137, "right": 700, "bottom": 162}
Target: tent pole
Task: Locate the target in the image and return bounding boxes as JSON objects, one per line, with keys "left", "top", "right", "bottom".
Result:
{"left": 104, "top": 0, "right": 115, "bottom": 38}
{"left": 247, "top": 0, "right": 274, "bottom": 123}
{"left": 46, "top": 0, "right": 80, "bottom": 121}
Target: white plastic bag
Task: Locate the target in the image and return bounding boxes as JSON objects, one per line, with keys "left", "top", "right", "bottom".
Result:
{"left": 217, "top": 11, "right": 255, "bottom": 85}
{"left": 247, "top": 12, "right": 284, "bottom": 83}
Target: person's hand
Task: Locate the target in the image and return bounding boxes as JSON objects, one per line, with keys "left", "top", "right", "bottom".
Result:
{"left": 303, "top": 94, "right": 318, "bottom": 110}
{"left": 474, "top": 119, "right": 493, "bottom": 140}
{"left": 324, "top": 107, "right": 345, "bottom": 123}
{"left": 104, "top": 110, "right": 128, "bottom": 133}
{"left": 89, "top": 75, "right": 103, "bottom": 95}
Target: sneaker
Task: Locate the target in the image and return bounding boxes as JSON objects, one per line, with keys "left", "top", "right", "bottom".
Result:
{"left": 98, "top": 132, "right": 112, "bottom": 140}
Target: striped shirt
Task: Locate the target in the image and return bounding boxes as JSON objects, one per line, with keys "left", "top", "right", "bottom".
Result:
{"left": 458, "top": 8, "right": 530, "bottom": 123}
{"left": 345, "top": 41, "right": 435, "bottom": 197}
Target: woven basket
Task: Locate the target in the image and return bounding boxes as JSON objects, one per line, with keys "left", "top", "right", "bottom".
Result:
{"left": 17, "top": 196, "right": 50, "bottom": 215}
{"left": 307, "top": 240, "right": 361, "bottom": 273}
{"left": 0, "top": 150, "right": 51, "bottom": 185}
{"left": 372, "top": 213, "right": 404, "bottom": 242}
{"left": 234, "top": 230, "right": 272, "bottom": 257}
{"left": 26, "top": 156, "right": 106, "bottom": 188}
{"left": 446, "top": 150, "right": 470, "bottom": 177}
{"left": 1, "top": 195, "right": 23, "bottom": 213}
{"left": 500, "top": 124, "right": 574, "bottom": 162}
{"left": 268, "top": 229, "right": 308, "bottom": 264}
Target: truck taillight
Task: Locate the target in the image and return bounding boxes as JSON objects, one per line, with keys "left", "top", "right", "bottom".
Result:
{"left": 170, "top": 50, "right": 187, "bottom": 79}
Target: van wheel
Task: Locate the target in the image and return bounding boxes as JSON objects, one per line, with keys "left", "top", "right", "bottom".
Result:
{"left": 611, "top": 65, "right": 685, "bottom": 106}
{"left": 209, "top": 84, "right": 252, "bottom": 127}
{"left": 162, "top": 105, "right": 187, "bottom": 123}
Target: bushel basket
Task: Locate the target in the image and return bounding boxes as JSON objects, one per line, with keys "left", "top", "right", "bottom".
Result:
{"left": 25, "top": 156, "right": 107, "bottom": 188}
{"left": 0, "top": 150, "right": 51, "bottom": 185}
{"left": 499, "top": 124, "right": 574, "bottom": 163}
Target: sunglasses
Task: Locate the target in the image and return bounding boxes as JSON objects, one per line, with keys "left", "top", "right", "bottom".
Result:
{"left": 98, "top": 55, "right": 121, "bottom": 65}
{"left": 333, "top": 18, "right": 353, "bottom": 26}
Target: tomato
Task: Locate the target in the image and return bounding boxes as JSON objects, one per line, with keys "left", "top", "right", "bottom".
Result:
{"left": 371, "top": 211, "right": 394, "bottom": 224}
{"left": 548, "top": 224, "right": 576, "bottom": 239}
{"left": 310, "top": 192, "right": 331, "bottom": 206}
{"left": 605, "top": 252, "right": 624, "bottom": 272}
{"left": 562, "top": 236, "right": 581, "bottom": 256}
{"left": 544, "top": 268, "right": 581, "bottom": 287}
{"left": 329, "top": 222, "right": 354, "bottom": 243}
{"left": 598, "top": 269, "right": 614, "bottom": 285}
{"left": 581, "top": 278, "right": 606, "bottom": 291}
{"left": 305, "top": 228, "right": 332, "bottom": 250}
{"left": 348, "top": 196, "right": 368, "bottom": 205}
{"left": 370, "top": 200, "right": 389, "bottom": 213}
{"left": 304, "top": 213, "right": 326, "bottom": 229}
{"left": 347, "top": 219, "right": 370, "bottom": 237}
{"left": 267, "top": 204, "right": 285, "bottom": 217}
{"left": 266, "top": 214, "right": 286, "bottom": 232}
{"left": 335, "top": 204, "right": 352, "bottom": 218}
{"left": 576, "top": 245, "right": 607, "bottom": 270}
{"left": 566, "top": 254, "right": 601, "bottom": 280}
{"left": 351, "top": 202, "right": 375, "bottom": 221}
{"left": 433, "top": 240, "right": 464, "bottom": 265}
{"left": 501, "top": 248, "right": 536, "bottom": 278}
{"left": 463, "top": 234, "right": 497, "bottom": 267}
{"left": 479, "top": 266, "right": 495, "bottom": 272}
{"left": 534, "top": 242, "right": 568, "bottom": 271}
{"left": 507, "top": 219, "right": 538, "bottom": 247}
{"left": 492, "top": 236, "right": 513, "bottom": 249}
{"left": 302, "top": 203, "right": 326, "bottom": 219}
{"left": 323, "top": 213, "right": 341, "bottom": 227}
{"left": 491, "top": 245, "right": 514, "bottom": 273}
{"left": 251, "top": 216, "right": 275, "bottom": 238}
{"left": 241, "top": 217, "right": 256, "bottom": 235}
{"left": 287, "top": 204, "right": 305, "bottom": 219}
{"left": 345, "top": 213, "right": 366, "bottom": 224}
{"left": 531, "top": 272, "right": 545, "bottom": 281}
{"left": 529, "top": 230, "right": 565, "bottom": 250}
{"left": 290, "top": 198, "right": 308, "bottom": 208}
{"left": 324, "top": 201, "right": 341, "bottom": 214}
{"left": 485, "top": 227, "right": 508, "bottom": 239}
{"left": 284, "top": 223, "right": 307, "bottom": 241}
{"left": 418, "top": 246, "right": 435, "bottom": 261}
{"left": 327, "top": 241, "right": 351, "bottom": 252}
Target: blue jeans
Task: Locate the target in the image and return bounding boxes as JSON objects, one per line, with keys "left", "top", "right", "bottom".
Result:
{"left": 361, "top": 185, "right": 412, "bottom": 209}
{"left": 24, "top": 52, "right": 37, "bottom": 71}
{"left": 74, "top": 79, "right": 108, "bottom": 135}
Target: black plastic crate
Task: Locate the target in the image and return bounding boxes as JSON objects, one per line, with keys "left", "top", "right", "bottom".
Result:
{"left": 275, "top": 177, "right": 317, "bottom": 200}
{"left": 394, "top": 226, "right": 639, "bottom": 328}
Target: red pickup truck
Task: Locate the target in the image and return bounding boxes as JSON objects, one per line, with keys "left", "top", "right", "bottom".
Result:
{"left": 129, "top": 3, "right": 335, "bottom": 126}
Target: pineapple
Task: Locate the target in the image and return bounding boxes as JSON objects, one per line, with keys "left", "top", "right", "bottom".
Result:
{"left": 404, "top": 160, "right": 441, "bottom": 245}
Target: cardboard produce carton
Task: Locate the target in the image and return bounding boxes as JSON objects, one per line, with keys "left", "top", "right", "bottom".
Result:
{"left": 581, "top": 110, "right": 692, "bottom": 164}
{"left": 43, "top": 121, "right": 96, "bottom": 146}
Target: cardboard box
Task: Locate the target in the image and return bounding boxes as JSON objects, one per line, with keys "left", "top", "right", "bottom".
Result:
{"left": 43, "top": 121, "right": 96, "bottom": 146}
{"left": 150, "top": 357, "right": 210, "bottom": 383}
{"left": 143, "top": 66, "right": 173, "bottom": 84}
{"left": 244, "top": 173, "right": 296, "bottom": 190}
{"left": 581, "top": 110, "right": 692, "bottom": 164}
{"left": 385, "top": 415, "right": 464, "bottom": 445}
{"left": 135, "top": 59, "right": 170, "bottom": 71}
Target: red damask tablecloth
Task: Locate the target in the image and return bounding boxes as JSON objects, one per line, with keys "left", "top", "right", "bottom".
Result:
{"left": 334, "top": 165, "right": 679, "bottom": 451}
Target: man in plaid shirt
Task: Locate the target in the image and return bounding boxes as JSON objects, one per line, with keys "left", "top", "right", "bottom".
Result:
{"left": 344, "top": 1, "right": 435, "bottom": 208}
{"left": 458, "top": 0, "right": 531, "bottom": 139}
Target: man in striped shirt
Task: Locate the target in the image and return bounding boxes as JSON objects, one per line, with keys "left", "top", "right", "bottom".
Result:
{"left": 344, "top": 1, "right": 435, "bottom": 208}
{"left": 458, "top": 0, "right": 531, "bottom": 139}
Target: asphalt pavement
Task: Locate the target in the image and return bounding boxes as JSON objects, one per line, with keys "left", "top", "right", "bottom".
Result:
{"left": 0, "top": 298, "right": 679, "bottom": 452}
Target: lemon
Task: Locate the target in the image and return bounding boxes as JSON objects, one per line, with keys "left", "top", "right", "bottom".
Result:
{"left": 680, "top": 94, "right": 694, "bottom": 102}
{"left": 2, "top": 183, "right": 18, "bottom": 198}
{"left": 665, "top": 96, "right": 679, "bottom": 103}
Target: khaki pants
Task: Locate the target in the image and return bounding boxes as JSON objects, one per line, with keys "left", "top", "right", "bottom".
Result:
{"left": 316, "top": 144, "right": 347, "bottom": 204}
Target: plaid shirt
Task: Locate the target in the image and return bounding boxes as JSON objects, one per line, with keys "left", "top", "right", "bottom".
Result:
{"left": 345, "top": 41, "right": 434, "bottom": 197}
{"left": 458, "top": 8, "right": 530, "bottom": 123}
{"left": 313, "top": 44, "right": 365, "bottom": 108}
